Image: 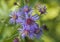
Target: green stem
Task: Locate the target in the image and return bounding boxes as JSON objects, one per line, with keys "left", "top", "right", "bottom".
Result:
{"left": 25, "top": 37, "right": 34, "bottom": 42}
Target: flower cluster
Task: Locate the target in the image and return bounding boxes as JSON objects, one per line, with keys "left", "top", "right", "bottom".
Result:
{"left": 9, "top": 5, "right": 47, "bottom": 40}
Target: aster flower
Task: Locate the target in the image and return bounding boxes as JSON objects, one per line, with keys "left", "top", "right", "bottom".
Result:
{"left": 19, "top": 24, "right": 43, "bottom": 39}
{"left": 18, "top": 12, "right": 43, "bottom": 39}
{"left": 17, "top": 11, "right": 40, "bottom": 25}
{"left": 9, "top": 10, "right": 25, "bottom": 24}
{"left": 9, "top": 11, "right": 18, "bottom": 24}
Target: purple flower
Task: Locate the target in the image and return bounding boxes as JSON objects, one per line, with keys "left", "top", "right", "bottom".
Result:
{"left": 18, "top": 12, "right": 43, "bottom": 39}
{"left": 9, "top": 5, "right": 43, "bottom": 39}
{"left": 17, "top": 9, "right": 40, "bottom": 24}
{"left": 9, "top": 10, "right": 25, "bottom": 24}
{"left": 13, "top": 38, "right": 19, "bottom": 42}
{"left": 9, "top": 11, "right": 18, "bottom": 24}
{"left": 19, "top": 25, "right": 43, "bottom": 39}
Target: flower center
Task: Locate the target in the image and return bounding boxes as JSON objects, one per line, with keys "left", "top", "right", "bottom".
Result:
{"left": 24, "top": 30, "right": 29, "bottom": 35}
{"left": 12, "top": 14, "right": 18, "bottom": 20}
{"left": 26, "top": 18, "right": 33, "bottom": 25}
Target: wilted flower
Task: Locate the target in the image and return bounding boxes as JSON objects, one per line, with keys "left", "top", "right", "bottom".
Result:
{"left": 39, "top": 6, "right": 47, "bottom": 14}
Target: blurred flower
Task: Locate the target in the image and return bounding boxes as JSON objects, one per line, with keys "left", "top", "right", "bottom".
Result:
{"left": 13, "top": 38, "right": 19, "bottom": 42}
{"left": 17, "top": 12, "right": 39, "bottom": 25}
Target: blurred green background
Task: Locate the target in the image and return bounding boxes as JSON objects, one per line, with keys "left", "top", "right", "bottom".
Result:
{"left": 0, "top": 0, "right": 60, "bottom": 42}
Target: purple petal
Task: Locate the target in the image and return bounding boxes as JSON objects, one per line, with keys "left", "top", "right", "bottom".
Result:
{"left": 9, "top": 18, "right": 16, "bottom": 24}
{"left": 16, "top": 17, "right": 25, "bottom": 24}
{"left": 32, "top": 14, "right": 40, "bottom": 21}
{"left": 35, "top": 28, "right": 43, "bottom": 39}
{"left": 17, "top": 11, "right": 25, "bottom": 17}
{"left": 29, "top": 10, "right": 34, "bottom": 17}
{"left": 24, "top": 12, "right": 30, "bottom": 19}
{"left": 29, "top": 32, "right": 34, "bottom": 39}
{"left": 23, "top": 25, "right": 31, "bottom": 31}
{"left": 30, "top": 23, "right": 39, "bottom": 31}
